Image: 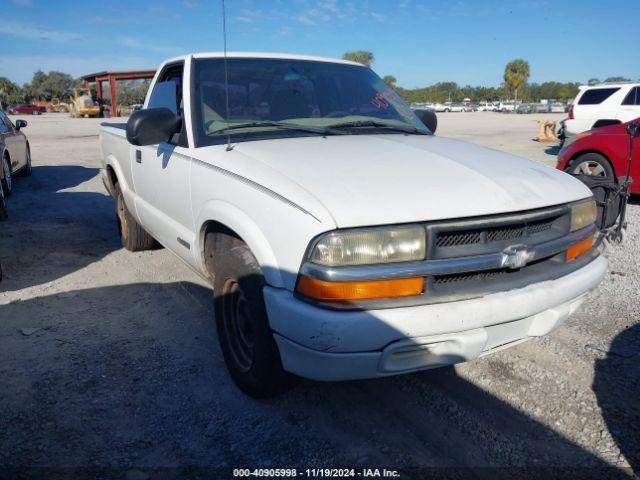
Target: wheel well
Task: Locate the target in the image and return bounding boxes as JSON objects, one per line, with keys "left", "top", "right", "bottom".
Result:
{"left": 202, "top": 221, "right": 244, "bottom": 278}
{"left": 106, "top": 165, "right": 118, "bottom": 185}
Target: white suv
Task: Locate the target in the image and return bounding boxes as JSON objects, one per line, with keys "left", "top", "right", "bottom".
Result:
{"left": 564, "top": 82, "right": 640, "bottom": 136}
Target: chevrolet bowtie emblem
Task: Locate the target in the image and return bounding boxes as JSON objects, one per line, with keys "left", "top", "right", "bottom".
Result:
{"left": 501, "top": 245, "right": 533, "bottom": 269}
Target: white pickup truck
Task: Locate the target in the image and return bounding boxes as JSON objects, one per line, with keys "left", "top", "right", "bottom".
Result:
{"left": 100, "top": 52, "right": 607, "bottom": 397}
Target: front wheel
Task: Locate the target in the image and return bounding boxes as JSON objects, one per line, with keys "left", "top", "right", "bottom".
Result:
{"left": 214, "top": 244, "right": 296, "bottom": 398}
{"left": 1, "top": 156, "right": 13, "bottom": 196}
{"left": 566, "top": 152, "right": 614, "bottom": 178}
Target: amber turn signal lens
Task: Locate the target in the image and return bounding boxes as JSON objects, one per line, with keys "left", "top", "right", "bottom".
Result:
{"left": 296, "top": 276, "right": 424, "bottom": 301}
{"left": 566, "top": 236, "right": 594, "bottom": 261}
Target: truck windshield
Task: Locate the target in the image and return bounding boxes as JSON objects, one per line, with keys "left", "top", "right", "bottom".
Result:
{"left": 192, "top": 57, "right": 429, "bottom": 146}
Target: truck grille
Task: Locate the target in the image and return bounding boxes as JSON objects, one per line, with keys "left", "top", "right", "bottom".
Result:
{"left": 434, "top": 217, "right": 557, "bottom": 249}
{"left": 428, "top": 206, "right": 569, "bottom": 261}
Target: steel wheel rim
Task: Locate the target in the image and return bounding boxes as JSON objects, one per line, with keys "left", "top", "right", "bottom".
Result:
{"left": 3, "top": 158, "right": 11, "bottom": 191}
{"left": 573, "top": 160, "right": 606, "bottom": 177}
{"left": 221, "top": 279, "right": 255, "bottom": 372}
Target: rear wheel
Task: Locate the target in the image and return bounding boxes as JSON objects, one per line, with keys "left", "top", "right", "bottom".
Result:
{"left": 114, "top": 183, "right": 155, "bottom": 251}
{"left": 213, "top": 244, "right": 296, "bottom": 398}
{"left": 567, "top": 152, "right": 614, "bottom": 178}
{"left": 1, "top": 155, "right": 13, "bottom": 196}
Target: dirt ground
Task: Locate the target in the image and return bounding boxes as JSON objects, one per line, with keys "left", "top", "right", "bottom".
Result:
{"left": 0, "top": 112, "right": 638, "bottom": 479}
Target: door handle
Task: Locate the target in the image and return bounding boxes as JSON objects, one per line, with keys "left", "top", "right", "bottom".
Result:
{"left": 135, "top": 150, "right": 141, "bottom": 163}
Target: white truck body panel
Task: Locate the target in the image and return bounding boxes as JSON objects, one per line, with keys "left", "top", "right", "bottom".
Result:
{"left": 99, "top": 52, "right": 606, "bottom": 381}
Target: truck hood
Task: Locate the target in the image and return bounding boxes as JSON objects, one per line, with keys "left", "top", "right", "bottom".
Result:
{"left": 230, "top": 134, "right": 592, "bottom": 228}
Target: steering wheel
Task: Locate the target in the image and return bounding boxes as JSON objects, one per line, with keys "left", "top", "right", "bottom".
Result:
{"left": 324, "top": 111, "right": 350, "bottom": 118}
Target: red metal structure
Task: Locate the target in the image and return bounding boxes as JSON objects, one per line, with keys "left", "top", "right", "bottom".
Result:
{"left": 81, "top": 70, "right": 156, "bottom": 118}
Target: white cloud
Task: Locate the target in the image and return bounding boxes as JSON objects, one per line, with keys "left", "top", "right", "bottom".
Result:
{"left": 0, "top": 22, "right": 81, "bottom": 42}
{"left": 297, "top": 14, "right": 316, "bottom": 25}
{"left": 365, "top": 11, "right": 385, "bottom": 22}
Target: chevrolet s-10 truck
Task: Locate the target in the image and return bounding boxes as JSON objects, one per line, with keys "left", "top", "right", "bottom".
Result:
{"left": 100, "top": 52, "right": 606, "bottom": 397}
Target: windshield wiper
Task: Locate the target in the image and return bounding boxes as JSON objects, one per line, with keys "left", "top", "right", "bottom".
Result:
{"left": 326, "top": 120, "right": 429, "bottom": 135}
{"left": 209, "top": 121, "right": 329, "bottom": 136}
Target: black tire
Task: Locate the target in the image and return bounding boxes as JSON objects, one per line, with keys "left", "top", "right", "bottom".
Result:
{"left": 1, "top": 155, "right": 13, "bottom": 196}
{"left": 0, "top": 180, "right": 7, "bottom": 221}
{"left": 213, "top": 244, "right": 296, "bottom": 398}
{"left": 566, "top": 152, "right": 614, "bottom": 178}
{"left": 17, "top": 145, "right": 32, "bottom": 177}
{"left": 114, "top": 183, "right": 155, "bottom": 251}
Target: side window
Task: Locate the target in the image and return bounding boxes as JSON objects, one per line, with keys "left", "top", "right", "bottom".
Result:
{"left": 146, "top": 63, "right": 186, "bottom": 146}
{"left": 578, "top": 87, "right": 620, "bottom": 105}
{"left": 622, "top": 87, "right": 640, "bottom": 106}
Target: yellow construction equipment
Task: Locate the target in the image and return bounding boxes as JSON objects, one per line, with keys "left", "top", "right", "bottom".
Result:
{"left": 69, "top": 88, "right": 101, "bottom": 118}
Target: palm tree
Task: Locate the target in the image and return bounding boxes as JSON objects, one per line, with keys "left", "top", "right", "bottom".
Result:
{"left": 342, "top": 51, "right": 374, "bottom": 67}
{"left": 382, "top": 75, "right": 397, "bottom": 88}
{"left": 503, "top": 59, "right": 530, "bottom": 111}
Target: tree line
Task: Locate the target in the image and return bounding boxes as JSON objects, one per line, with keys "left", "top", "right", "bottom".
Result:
{"left": 343, "top": 51, "right": 636, "bottom": 104}
{"left": 1, "top": 55, "right": 636, "bottom": 108}
{"left": 0, "top": 71, "right": 150, "bottom": 108}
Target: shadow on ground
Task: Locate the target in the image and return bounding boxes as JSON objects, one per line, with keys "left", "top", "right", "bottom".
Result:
{"left": 0, "top": 165, "right": 119, "bottom": 292}
{"left": 594, "top": 325, "right": 640, "bottom": 476}
{"left": 0, "top": 279, "right": 633, "bottom": 479}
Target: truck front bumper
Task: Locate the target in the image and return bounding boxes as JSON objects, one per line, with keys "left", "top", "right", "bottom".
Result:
{"left": 264, "top": 255, "right": 607, "bottom": 381}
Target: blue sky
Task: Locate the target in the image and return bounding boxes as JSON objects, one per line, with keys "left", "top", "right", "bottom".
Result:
{"left": 1, "top": 0, "right": 638, "bottom": 87}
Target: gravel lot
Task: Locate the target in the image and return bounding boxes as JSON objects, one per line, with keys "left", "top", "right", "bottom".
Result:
{"left": 0, "top": 112, "right": 638, "bottom": 479}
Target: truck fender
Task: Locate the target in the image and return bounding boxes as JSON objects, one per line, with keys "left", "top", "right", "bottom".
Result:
{"left": 195, "top": 200, "right": 283, "bottom": 288}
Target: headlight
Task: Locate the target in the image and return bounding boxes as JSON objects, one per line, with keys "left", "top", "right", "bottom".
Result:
{"left": 308, "top": 226, "right": 426, "bottom": 267}
{"left": 570, "top": 199, "right": 597, "bottom": 232}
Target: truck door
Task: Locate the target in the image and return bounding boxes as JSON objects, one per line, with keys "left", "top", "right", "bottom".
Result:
{"left": 131, "top": 61, "right": 195, "bottom": 260}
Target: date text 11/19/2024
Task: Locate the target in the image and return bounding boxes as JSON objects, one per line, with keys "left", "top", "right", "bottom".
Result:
{"left": 233, "top": 468, "right": 400, "bottom": 478}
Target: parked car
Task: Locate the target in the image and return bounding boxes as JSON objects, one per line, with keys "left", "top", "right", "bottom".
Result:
{"left": 8, "top": 104, "right": 44, "bottom": 115}
{"left": 449, "top": 103, "right": 467, "bottom": 112}
{"left": 430, "top": 103, "right": 449, "bottom": 112}
{"left": 550, "top": 102, "right": 567, "bottom": 113}
{"left": 100, "top": 52, "right": 605, "bottom": 397}
{"left": 516, "top": 103, "right": 534, "bottom": 114}
{"left": 497, "top": 101, "right": 516, "bottom": 112}
{"left": 534, "top": 103, "right": 551, "bottom": 113}
{"left": 564, "top": 82, "right": 640, "bottom": 136}
{"left": 476, "top": 102, "right": 497, "bottom": 112}
{"left": 557, "top": 117, "right": 640, "bottom": 194}
{"left": 0, "top": 157, "right": 7, "bottom": 221}
{"left": 1, "top": 111, "right": 32, "bottom": 195}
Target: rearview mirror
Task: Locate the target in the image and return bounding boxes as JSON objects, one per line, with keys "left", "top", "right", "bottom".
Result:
{"left": 15, "top": 120, "right": 27, "bottom": 130}
{"left": 126, "top": 108, "right": 181, "bottom": 146}
{"left": 413, "top": 109, "right": 438, "bottom": 134}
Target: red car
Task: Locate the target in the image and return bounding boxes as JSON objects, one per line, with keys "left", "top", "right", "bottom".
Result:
{"left": 557, "top": 117, "right": 640, "bottom": 194}
{"left": 7, "top": 104, "right": 44, "bottom": 115}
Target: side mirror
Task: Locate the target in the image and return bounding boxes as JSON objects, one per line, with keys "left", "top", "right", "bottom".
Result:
{"left": 414, "top": 109, "right": 437, "bottom": 134}
{"left": 15, "top": 120, "right": 27, "bottom": 130}
{"left": 626, "top": 121, "right": 640, "bottom": 138}
{"left": 126, "top": 108, "right": 181, "bottom": 146}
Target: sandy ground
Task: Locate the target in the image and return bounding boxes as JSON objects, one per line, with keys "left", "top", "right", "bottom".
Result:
{"left": 0, "top": 112, "right": 638, "bottom": 479}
